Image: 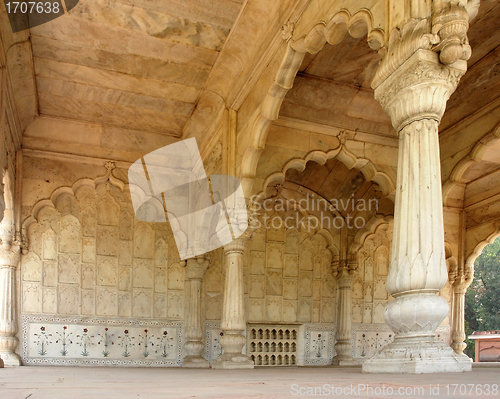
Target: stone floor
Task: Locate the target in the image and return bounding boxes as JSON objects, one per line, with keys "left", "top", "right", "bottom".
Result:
{"left": 0, "top": 364, "right": 499, "bottom": 399}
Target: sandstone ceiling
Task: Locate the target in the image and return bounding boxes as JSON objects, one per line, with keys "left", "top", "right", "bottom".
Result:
{"left": 28, "top": 0, "right": 245, "bottom": 137}
{"left": 280, "top": 1, "right": 500, "bottom": 141}
{"left": 280, "top": 37, "right": 394, "bottom": 137}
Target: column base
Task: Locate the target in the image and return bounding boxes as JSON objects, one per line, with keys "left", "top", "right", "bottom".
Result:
{"left": 0, "top": 352, "right": 21, "bottom": 367}
{"left": 362, "top": 335, "right": 472, "bottom": 374}
{"left": 331, "top": 355, "right": 359, "bottom": 366}
{"left": 182, "top": 356, "right": 210, "bottom": 368}
{"left": 211, "top": 353, "right": 254, "bottom": 369}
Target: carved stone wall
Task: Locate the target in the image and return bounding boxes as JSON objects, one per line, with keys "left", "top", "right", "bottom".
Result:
{"left": 351, "top": 223, "right": 393, "bottom": 328}
{"left": 202, "top": 249, "right": 224, "bottom": 322}
{"left": 20, "top": 170, "right": 186, "bottom": 365}
{"left": 351, "top": 221, "right": 453, "bottom": 362}
{"left": 244, "top": 220, "right": 336, "bottom": 325}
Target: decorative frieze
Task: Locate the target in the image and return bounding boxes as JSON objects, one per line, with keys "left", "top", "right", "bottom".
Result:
{"left": 22, "top": 315, "right": 183, "bottom": 366}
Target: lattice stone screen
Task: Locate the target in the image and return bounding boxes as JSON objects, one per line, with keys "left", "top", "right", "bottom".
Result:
{"left": 247, "top": 324, "right": 299, "bottom": 366}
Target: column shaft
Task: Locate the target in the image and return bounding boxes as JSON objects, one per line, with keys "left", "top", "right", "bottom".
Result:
{"left": 183, "top": 257, "right": 209, "bottom": 368}
{"left": 212, "top": 238, "right": 253, "bottom": 369}
{"left": 0, "top": 248, "right": 21, "bottom": 366}
{"left": 362, "top": 49, "right": 471, "bottom": 373}
{"left": 331, "top": 266, "right": 357, "bottom": 365}
{"left": 450, "top": 279, "right": 468, "bottom": 355}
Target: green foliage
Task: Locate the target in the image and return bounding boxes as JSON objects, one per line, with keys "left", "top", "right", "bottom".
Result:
{"left": 464, "top": 237, "right": 500, "bottom": 358}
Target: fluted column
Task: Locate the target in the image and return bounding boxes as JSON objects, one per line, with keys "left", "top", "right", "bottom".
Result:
{"left": 0, "top": 243, "right": 21, "bottom": 366}
{"left": 450, "top": 275, "right": 471, "bottom": 356}
{"left": 183, "top": 256, "right": 210, "bottom": 368}
{"left": 212, "top": 231, "right": 253, "bottom": 369}
{"left": 362, "top": 49, "right": 471, "bottom": 373}
{"left": 331, "top": 260, "right": 358, "bottom": 365}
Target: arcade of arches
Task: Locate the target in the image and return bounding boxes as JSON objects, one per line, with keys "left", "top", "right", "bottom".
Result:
{"left": 0, "top": 0, "right": 500, "bottom": 374}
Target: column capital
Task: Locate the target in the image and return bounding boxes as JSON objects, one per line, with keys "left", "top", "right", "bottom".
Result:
{"left": 451, "top": 274, "right": 473, "bottom": 295}
{"left": 374, "top": 49, "right": 466, "bottom": 132}
{"left": 0, "top": 245, "right": 21, "bottom": 269}
{"left": 333, "top": 259, "right": 357, "bottom": 289}
{"left": 184, "top": 256, "right": 209, "bottom": 280}
{"left": 222, "top": 219, "right": 257, "bottom": 255}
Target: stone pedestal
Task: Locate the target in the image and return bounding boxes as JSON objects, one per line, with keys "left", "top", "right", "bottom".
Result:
{"left": 331, "top": 262, "right": 358, "bottom": 366}
{"left": 183, "top": 256, "right": 210, "bottom": 368}
{"left": 212, "top": 235, "right": 254, "bottom": 369}
{"left": 0, "top": 245, "right": 21, "bottom": 366}
{"left": 362, "top": 49, "right": 471, "bottom": 374}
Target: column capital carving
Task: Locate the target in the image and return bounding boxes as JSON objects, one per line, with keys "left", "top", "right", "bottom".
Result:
{"left": 374, "top": 49, "right": 466, "bottom": 132}
{"left": 451, "top": 274, "right": 473, "bottom": 295}
{"left": 184, "top": 256, "right": 209, "bottom": 280}
{"left": 374, "top": 3, "right": 470, "bottom": 91}
{"left": 333, "top": 259, "right": 358, "bottom": 288}
{"left": 223, "top": 218, "right": 257, "bottom": 255}
{"left": 0, "top": 245, "right": 21, "bottom": 269}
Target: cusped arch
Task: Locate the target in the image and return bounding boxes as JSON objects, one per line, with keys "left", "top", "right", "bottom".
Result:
{"left": 22, "top": 164, "right": 185, "bottom": 247}
{"left": 349, "top": 215, "right": 393, "bottom": 257}
{"left": 465, "top": 225, "right": 500, "bottom": 282}
{"left": 442, "top": 123, "right": 500, "bottom": 207}
{"left": 240, "top": 8, "right": 386, "bottom": 197}
{"left": 253, "top": 147, "right": 395, "bottom": 205}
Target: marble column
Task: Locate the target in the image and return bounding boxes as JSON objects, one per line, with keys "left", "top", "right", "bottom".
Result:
{"left": 362, "top": 49, "right": 471, "bottom": 373}
{"left": 331, "top": 259, "right": 358, "bottom": 365}
{"left": 450, "top": 275, "right": 471, "bottom": 356}
{"left": 0, "top": 243, "right": 21, "bottom": 366}
{"left": 183, "top": 256, "right": 210, "bottom": 368}
{"left": 212, "top": 232, "right": 253, "bottom": 369}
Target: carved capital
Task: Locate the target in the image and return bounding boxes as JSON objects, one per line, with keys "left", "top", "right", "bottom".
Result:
{"left": 335, "top": 259, "right": 358, "bottom": 288}
{"left": 374, "top": 49, "right": 466, "bottom": 132}
{"left": 432, "top": 4, "right": 471, "bottom": 65}
{"left": 452, "top": 274, "right": 472, "bottom": 295}
{"left": 222, "top": 217, "right": 257, "bottom": 255}
{"left": 0, "top": 245, "right": 21, "bottom": 269}
{"left": 185, "top": 256, "right": 209, "bottom": 280}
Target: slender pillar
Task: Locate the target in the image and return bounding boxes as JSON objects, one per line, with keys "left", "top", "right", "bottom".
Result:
{"left": 362, "top": 49, "right": 471, "bottom": 373}
{"left": 212, "top": 232, "right": 253, "bottom": 369}
{"left": 450, "top": 276, "right": 471, "bottom": 356}
{"left": 331, "top": 259, "right": 358, "bottom": 365}
{"left": 183, "top": 256, "right": 210, "bottom": 368}
{"left": 0, "top": 243, "right": 21, "bottom": 366}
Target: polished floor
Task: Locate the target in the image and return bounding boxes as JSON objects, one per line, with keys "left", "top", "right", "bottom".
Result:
{"left": 0, "top": 364, "right": 499, "bottom": 399}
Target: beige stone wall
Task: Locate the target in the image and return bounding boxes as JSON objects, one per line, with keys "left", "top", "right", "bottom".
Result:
{"left": 352, "top": 223, "right": 392, "bottom": 326}
{"left": 244, "top": 218, "right": 337, "bottom": 325}
{"left": 20, "top": 159, "right": 185, "bottom": 321}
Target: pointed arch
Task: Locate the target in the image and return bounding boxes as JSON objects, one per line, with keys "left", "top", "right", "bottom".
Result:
{"left": 252, "top": 146, "right": 395, "bottom": 206}
{"left": 465, "top": 225, "right": 500, "bottom": 281}
{"left": 349, "top": 215, "right": 393, "bottom": 257}
{"left": 442, "top": 123, "right": 500, "bottom": 207}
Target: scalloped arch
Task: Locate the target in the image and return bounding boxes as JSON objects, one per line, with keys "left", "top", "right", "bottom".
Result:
{"left": 442, "top": 123, "right": 500, "bottom": 207}
{"left": 349, "top": 214, "right": 393, "bottom": 256}
{"left": 23, "top": 171, "right": 123, "bottom": 231}
{"left": 21, "top": 168, "right": 185, "bottom": 243}
{"left": 253, "top": 146, "right": 395, "bottom": 204}
{"left": 240, "top": 9, "right": 386, "bottom": 197}
{"left": 465, "top": 225, "right": 500, "bottom": 280}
